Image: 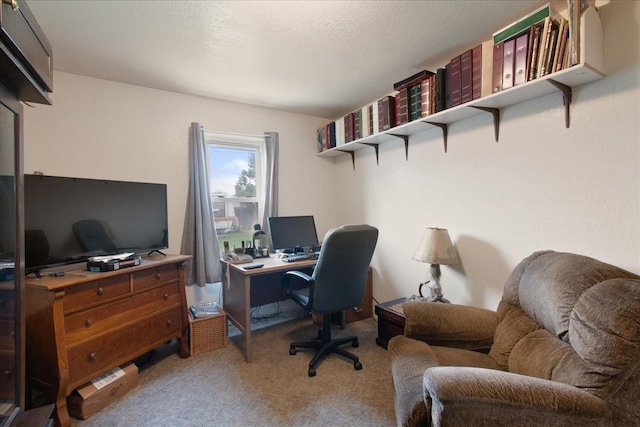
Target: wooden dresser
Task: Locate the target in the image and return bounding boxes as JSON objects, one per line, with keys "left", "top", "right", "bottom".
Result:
{"left": 25, "top": 254, "right": 191, "bottom": 427}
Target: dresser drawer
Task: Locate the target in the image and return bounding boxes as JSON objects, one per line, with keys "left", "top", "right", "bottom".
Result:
{"left": 64, "top": 282, "right": 181, "bottom": 343}
{"left": 64, "top": 275, "right": 130, "bottom": 313}
{"left": 132, "top": 263, "right": 179, "bottom": 292}
{"left": 67, "top": 306, "right": 183, "bottom": 383}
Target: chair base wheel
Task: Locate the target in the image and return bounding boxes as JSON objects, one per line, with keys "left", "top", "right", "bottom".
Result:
{"left": 354, "top": 360, "right": 362, "bottom": 370}
{"left": 308, "top": 367, "right": 316, "bottom": 377}
{"left": 352, "top": 339, "right": 359, "bottom": 348}
{"left": 289, "top": 347, "right": 296, "bottom": 355}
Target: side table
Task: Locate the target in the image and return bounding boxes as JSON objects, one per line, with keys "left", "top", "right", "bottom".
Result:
{"left": 375, "top": 297, "right": 408, "bottom": 349}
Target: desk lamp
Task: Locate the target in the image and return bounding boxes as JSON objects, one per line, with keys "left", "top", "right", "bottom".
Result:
{"left": 411, "top": 227, "right": 459, "bottom": 302}
{"left": 252, "top": 224, "right": 268, "bottom": 257}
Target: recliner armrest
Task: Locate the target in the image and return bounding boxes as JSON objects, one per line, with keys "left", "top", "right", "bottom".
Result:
{"left": 403, "top": 302, "right": 497, "bottom": 351}
{"left": 423, "top": 367, "right": 614, "bottom": 426}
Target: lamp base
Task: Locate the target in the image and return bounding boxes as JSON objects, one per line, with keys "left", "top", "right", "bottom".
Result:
{"left": 418, "top": 281, "right": 450, "bottom": 303}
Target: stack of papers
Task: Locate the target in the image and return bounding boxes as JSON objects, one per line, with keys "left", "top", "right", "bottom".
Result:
{"left": 189, "top": 301, "right": 221, "bottom": 319}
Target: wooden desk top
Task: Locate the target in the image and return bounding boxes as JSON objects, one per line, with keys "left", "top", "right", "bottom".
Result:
{"left": 220, "top": 254, "right": 316, "bottom": 276}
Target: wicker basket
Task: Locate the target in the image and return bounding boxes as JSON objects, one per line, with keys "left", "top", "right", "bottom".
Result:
{"left": 189, "top": 311, "right": 227, "bottom": 355}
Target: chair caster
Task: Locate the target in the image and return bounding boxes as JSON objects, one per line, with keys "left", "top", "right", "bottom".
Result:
{"left": 308, "top": 367, "right": 316, "bottom": 377}
{"left": 354, "top": 360, "right": 362, "bottom": 370}
{"left": 289, "top": 347, "right": 297, "bottom": 355}
{"left": 352, "top": 339, "right": 359, "bottom": 348}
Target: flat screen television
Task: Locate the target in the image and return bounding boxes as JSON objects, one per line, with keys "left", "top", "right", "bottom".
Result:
{"left": 267, "top": 215, "right": 319, "bottom": 253}
{"left": 24, "top": 174, "right": 168, "bottom": 273}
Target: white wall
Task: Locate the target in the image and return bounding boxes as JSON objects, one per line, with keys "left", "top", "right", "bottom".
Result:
{"left": 23, "top": 1, "right": 639, "bottom": 311}
{"left": 23, "top": 73, "right": 333, "bottom": 304}
{"left": 331, "top": 0, "right": 640, "bottom": 309}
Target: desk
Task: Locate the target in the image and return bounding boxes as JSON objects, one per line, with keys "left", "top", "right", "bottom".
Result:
{"left": 221, "top": 256, "right": 316, "bottom": 363}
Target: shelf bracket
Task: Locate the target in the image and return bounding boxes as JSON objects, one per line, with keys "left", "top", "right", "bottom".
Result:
{"left": 388, "top": 134, "right": 410, "bottom": 160}
{"left": 547, "top": 78, "right": 572, "bottom": 128}
{"left": 336, "top": 149, "right": 356, "bottom": 170}
{"left": 423, "top": 122, "right": 449, "bottom": 153}
{"left": 470, "top": 106, "right": 500, "bottom": 142}
{"left": 362, "top": 143, "right": 380, "bottom": 165}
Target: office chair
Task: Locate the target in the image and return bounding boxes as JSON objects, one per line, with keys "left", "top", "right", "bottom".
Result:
{"left": 282, "top": 224, "right": 378, "bottom": 376}
{"left": 72, "top": 219, "right": 119, "bottom": 254}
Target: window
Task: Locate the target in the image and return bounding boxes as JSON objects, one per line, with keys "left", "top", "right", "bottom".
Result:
{"left": 204, "top": 131, "right": 265, "bottom": 253}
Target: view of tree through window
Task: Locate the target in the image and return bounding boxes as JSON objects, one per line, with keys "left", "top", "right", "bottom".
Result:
{"left": 207, "top": 138, "right": 263, "bottom": 254}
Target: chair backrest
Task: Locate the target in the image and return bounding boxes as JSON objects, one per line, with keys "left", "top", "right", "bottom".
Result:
{"left": 72, "top": 219, "right": 118, "bottom": 253}
{"left": 491, "top": 251, "right": 640, "bottom": 422}
{"left": 310, "top": 224, "right": 378, "bottom": 314}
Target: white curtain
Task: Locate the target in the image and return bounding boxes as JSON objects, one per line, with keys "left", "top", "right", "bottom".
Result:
{"left": 181, "top": 122, "right": 221, "bottom": 286}
{"left": 262, "top": 132, "right": 279, "bottom": 243}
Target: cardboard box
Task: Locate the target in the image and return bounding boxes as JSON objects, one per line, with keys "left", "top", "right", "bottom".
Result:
{"left": 67, "top": 363, "right": 138, "bottom": 420}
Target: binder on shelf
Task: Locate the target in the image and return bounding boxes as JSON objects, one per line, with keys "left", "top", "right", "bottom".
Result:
{"left": 514, "top": 33, "right": 529, "bottom": 86}
{"left": 502, "top": 38, "right": 515, "bottom": 90}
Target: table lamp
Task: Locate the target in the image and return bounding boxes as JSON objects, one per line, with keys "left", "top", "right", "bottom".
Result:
{"left": 411, "top": 227, "right": 459, "bottom": 302}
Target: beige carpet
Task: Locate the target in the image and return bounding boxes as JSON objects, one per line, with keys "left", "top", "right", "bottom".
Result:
{"left": 70, "top": 314, "right": 396, "bottom": 426}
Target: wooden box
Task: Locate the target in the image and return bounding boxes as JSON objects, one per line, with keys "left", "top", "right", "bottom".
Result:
{"left": 189, "top": 311, "right": 227, "bottom": 355}
{"left": 67, "top": 363, "right": 138, "bottom": 420}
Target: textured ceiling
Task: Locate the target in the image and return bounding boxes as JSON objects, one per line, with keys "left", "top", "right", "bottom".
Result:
{"left": 27, "top": 0, "right": 545, "bottom": 119}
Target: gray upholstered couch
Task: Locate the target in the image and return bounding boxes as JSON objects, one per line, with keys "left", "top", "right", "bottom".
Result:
{"left": 389, "top": 250, "right": 640, "bottom": 426}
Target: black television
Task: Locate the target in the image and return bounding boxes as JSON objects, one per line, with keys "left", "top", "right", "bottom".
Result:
{"left": 267, "top": 215, "right": 319, "bottom": 253}
{"left": 24, "top": 174, "right": 168, "bottom": 273}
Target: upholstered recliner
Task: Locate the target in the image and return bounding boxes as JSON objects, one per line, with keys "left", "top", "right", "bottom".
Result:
{"left": 389, "top": 250, "right": 640, "bottom": 426}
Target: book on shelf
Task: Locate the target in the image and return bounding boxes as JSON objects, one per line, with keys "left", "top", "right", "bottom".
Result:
{"left": 378, "top": 95, "right": 396, "bottom": 132}
{"left": 480, "top": 40, "right": 493, "bottom": 97}
{"left": 420, "top": 77, "right": 432, "bottom": 117}
{"left": 445, "top": 62, "right": 452, "bottom": 109}
{"left": 395, "top": 87, "right": 409, "bottom": 126}
{"left": 316, "top": 126, "right": 326, "bottom": 152}
{"left": 492, "top": 42, "right": 504, "bottom": 93}
{"left": 353, "top": 109, "right": 361, "bottom": 141}
{"left": 360, "top": 105, "right": 370, "bottom": 138}
{"left": 460, "top": 48, "right": 473, "bottom": 104}
{"left": 552, "top": 17, "right": 569, "bottom": 73}
{"left": 370, "top": 101, "right": 379, "bottom": 135}
{"left": 435, "top": 67, "right": 446, "bottom": 112}
{"left": 409, "top": 84, "right": 422, "bottom": 121}
{"left": 449, "top": 54, "right": 462, "bottom": 107}
{"left": 335, "top": 118, "right": 344, "bottom": 146}
{"left": 472, "top": 44, "right": 482, "bottom": 100}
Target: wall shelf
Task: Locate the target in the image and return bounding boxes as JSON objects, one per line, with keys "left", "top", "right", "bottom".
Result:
{"left": 318, "top": 7, "right": 605, "bottom": 171}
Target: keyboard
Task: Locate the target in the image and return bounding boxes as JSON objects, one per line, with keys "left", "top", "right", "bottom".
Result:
{"left": 282, "top": 253, "right": 311, "bottom": 262}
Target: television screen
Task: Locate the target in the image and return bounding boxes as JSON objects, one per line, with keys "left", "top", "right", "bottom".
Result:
{"left": 24, "top": 174, "right": 168, "bottom": 272}
{"left": 267, "top": 215, "right": 319, "bottom": 253}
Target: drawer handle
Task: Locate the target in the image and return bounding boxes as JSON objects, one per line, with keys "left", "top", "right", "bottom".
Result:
{"left": 88, "top": 352, "right": 97, "bottom": 362}
{"left": 85, "top": 319, "right": 93, "bottom": 327}
{"left": 166, "top": 319, "right": 172, "bottom": 327}
{"left": 97, "top": 287, "right": 104, "bottom": 296}
{"left": 3, "top": 370, "right": 13, "bottom": 378}
{"left": 156, "top": 273, "right": 161, "bottom": 280}
{"left": 163, "top": 293, "right": 169, "bottom": 300}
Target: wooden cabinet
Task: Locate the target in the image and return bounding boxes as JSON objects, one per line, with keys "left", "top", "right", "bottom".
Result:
{"left": 0, "top": 0, "right": 53, "bottom": 104}
{"left": 25, "top": 255, "right": 191, "bottom": 427}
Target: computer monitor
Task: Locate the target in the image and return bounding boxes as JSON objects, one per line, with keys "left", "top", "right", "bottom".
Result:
{"left": 268, "top": 215, "right": 319, "bottom": 253}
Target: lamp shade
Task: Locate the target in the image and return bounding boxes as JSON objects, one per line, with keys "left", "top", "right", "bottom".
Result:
{"left": 411, "top": 227, "right": 459, "bottom": 265}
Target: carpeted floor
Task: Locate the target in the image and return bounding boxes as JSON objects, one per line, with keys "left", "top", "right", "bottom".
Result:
{"left": 69, "top": 311, "right": 397, "bottom": 426}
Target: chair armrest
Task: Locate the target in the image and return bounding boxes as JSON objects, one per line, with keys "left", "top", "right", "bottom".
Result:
{"left": 423, "top": 367, "right": 612, "bottom": 425}
{"left": 282, "top": 270, "right": 312, "bottom": 294}
{"left": 403, "top": 302, "right": 497, "bottom": 350}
